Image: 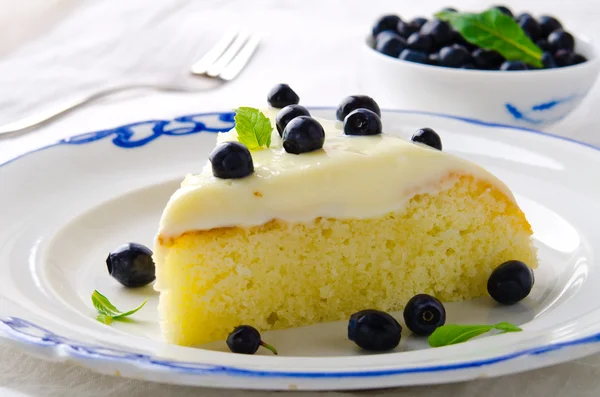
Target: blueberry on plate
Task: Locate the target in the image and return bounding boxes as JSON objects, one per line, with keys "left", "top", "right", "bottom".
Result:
{"left": 500, "top": 60, "right": 529, "bottom": 71}
{"left": 227, "top": 325, "right": 277, "bottom": 355}
{"left": 461, "top": 63, "right": 476, "bottom": 69}
{"left": 372, "top": 14, "right": 402, "bottom": 37}
{"left": 399, "top": 49, "right": 429, "bottom": 64}
{"left": 411, "top": 17, "right": 428, "bottom": 29}
{"left": 491, "top": 5, "right": 513, "bottom": 17}
{"left": 420, "top": 19, "right": 453, "bottom": 47}
{"left": 538, "top": 15, "right": 563, "bottom": 38}
{"left": 336, "top": 95, "right": 381, "bottom": 121}
{"left": 542, "top": 52, "right": 557, "bottom": 68}
{"left": 519, "top": 15, "right": 542, "bottom": 42}
{"left": 407, "top": 32, "right": 433, "bottom": 52}
{"left": 267, "top": 84, "right": 299, "bottom": 108}
{"left": 472, "top": 48, "right": 504, "bottom": 69}
{"left": 438, "top": 45, "right": 472, "bottom": 68}
{"left": 106, "top": 243, "right": 155, "bottom": 288}
{"left": 348, "top": 309, "right": 402, "bottom": 351}
{"left": 571, "top": 53, "right": 588, "bottom": 65}
{"left": 343, "top": 109, "right": 382, "bottom": 136}
{"left": 397, "top": 20, "right": 421, "bottom": 39}
{"left": 412, "top": 127, "right": 442, "bottom": 150}
{"left": 548, "top": 29, "right": 575, "bottom": 52}
{"left": 210, "top": 142, "right": 254, "bottom": 179}
{"left": 282, "top": 116, "right": 325, "bottom": 154}
{"left": 375, "top": 32, "right": 407, "bottom": 57}
{"left": 403, "top": 294, "right": 446, "bottom": 336}
{"left": 487, "top": 260, "right": 534, "bottom": 305}
{"left": 275, "top": 105, "right": 310, "bottom": 136}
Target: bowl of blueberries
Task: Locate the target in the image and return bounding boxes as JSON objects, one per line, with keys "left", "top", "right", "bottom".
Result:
{"left": 361, "top": 5, "right": 600, "bottom": 128}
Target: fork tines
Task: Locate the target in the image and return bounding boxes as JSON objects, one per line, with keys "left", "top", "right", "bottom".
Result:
{"left": 191, "top": 31, "right": 260, "bottom": 81}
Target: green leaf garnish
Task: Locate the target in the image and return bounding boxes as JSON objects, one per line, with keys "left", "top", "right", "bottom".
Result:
{"left": 428, "top": 322, "right": 522, "bottom": 347}
{"left": 436, "top": 8, "right": 543, "bottom": 67}
{"left": 234, "top": 107, "right": 273, "bottom": 150}
{"left": 91, "top": 290, "right": 147, "bottom": 325}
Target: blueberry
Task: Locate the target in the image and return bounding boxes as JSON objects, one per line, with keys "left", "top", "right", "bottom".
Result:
{"left": 548, "top": 29, "right": 575, "bottom": 52}
{"left": 516, "top": 12, "right": 533, "bottom": 22}
{"left": 451, "top": 31, "right": 476, "bottom": 51}
{"left": 348, "top": 309, "right": 401, "bottom": 351}
{"left": 538, "top": 15, "right": 563, "bottom": 38}
{"left": 441, "top": 7, "right": 458, "bottom": 13}
{"left": 519, "top": 15, "right": 542, "bottom": 42}
{"left": 411, "top": 17, "right": 428, "bottom": 29}
{"left": 536, "top": 39, "right": 552, "bottom": 52}
{"left": 399, "top": 49, "right": 429, "bottom": 64}
{"left": 472, "top": 48, "right": 504, "bottom": 69}
{"left": 542, "top": 52, "right": 557, "bottom": 68}
{"left": 282, "top": 116, "right": 325, "bottom": 154}
{"left": 375, "top": 32, "right": 407, "bottom": 57}
{"left": 267, "top": 84, "right": 299, "bottom": 108}
{"left": 336, "top": 95, "right": 381, "bottom": 121}
{"left": 461, "top": 63, "right": 476, "bottom": 69}
{"left": 555, "top": 50, "right": 587, "bottom": 67}
{"left": 343, "top": 109, "right": 382, "bottom": 136}
{"left": 571, "top": 53, "right": 588, "bottom": 65}
{"left": 487, "top": 260, "right": 534, "bottom": 305}
{"left": 209, "top": 142, "right": 254, "bottom": 178}
{"left": 438, "top": 45, "right": 472, "bottom": 68}
{"left": 106, "top": 243, "right": 155, "bottom": 288}
{"left": 403, "top": 294, "right": 446, "bottom": 336}
{"left": 420, "top": 19, "right": 453, "bottom": 47}
{"left": 372, "top": 14, "right": 402, "bottom": 37}
{"left": 412, "top": 127, "right": 442, "bottom": 150}
{"left": 275, "top": 105, "right": 310, "bottom": 136}
{"left": 407, "top": 32, "right": 433, "bottom": 52}
{"left": 428, "top": 53, "right": 440, "bottom": 66}
{"left": 500, "top": 60, "right": 528, "bottom": 71}
{"left": 491, "top": 5, "right": 513, "bottom": 17}
{"left": 554, "top": 49, "right": 572, "bottom": 66}
{"left": 226, "top": 325, "right": 277, "bottom": 355}
{"left": 397, "top": 20, "right": 420, "bottom": 39}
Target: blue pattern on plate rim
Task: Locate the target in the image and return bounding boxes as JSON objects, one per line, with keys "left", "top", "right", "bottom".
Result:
{"left": 1, "top": 108, "right": 600, "bottom": 379}
{"left": 505, "top": 96, "right": 577, "bottom": 125}
{"left": 1, "top": 316, "right": 600, "bottom": 378}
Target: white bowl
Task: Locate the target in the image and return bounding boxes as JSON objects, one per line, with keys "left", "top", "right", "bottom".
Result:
{"left": 360, "top": 35, "right": 600, "bottom": 128}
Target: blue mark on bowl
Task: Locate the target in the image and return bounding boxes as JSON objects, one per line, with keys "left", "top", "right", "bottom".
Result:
{"left": 505, "top": 96, "right": 577, "bottom": 125}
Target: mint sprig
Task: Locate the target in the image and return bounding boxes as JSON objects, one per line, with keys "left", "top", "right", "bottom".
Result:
{"left": 91, "top": 290, "right": 148, "bottom": 325}
{"left": 234, "top": 107, "right": 273, "bottom": 150}
{"left": 428, "top": 322, "right": 522, "bottom": 347}
{"left": 436, "top": 8, "right": 543, "bottom": 67}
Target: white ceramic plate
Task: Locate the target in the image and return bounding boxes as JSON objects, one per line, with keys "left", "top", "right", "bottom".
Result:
{"left": 1, "top": 108, "right": 600, "bottom": 391}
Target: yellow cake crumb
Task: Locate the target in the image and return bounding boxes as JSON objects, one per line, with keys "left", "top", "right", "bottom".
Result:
{"left": 155, "top": 174, "right": 537, "bottom": 346}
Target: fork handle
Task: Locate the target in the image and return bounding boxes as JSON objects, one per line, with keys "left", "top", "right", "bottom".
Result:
{"left": 0, "top": 84, "right": 188, "bottom": 138}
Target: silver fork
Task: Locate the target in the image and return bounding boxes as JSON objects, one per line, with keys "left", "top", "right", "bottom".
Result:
{"left": 0, "top": 31, "right": 260, "bottom": 138}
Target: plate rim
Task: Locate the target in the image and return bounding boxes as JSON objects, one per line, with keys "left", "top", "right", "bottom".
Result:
{"left": 2, "top": 108, "right": 600, "bottom": 383}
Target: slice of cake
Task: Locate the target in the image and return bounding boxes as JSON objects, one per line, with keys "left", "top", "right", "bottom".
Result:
{"left": 154, "top": 87, "right": 537, "bottom": 346}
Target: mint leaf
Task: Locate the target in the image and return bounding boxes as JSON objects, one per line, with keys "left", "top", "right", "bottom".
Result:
{"left": 91, "top": 290, "right": 147, "bottom": 325}
{"left": 493, "top": 321, "right": 522, "bottom": 333}
{"left": 428, "top": 322, "right": 522, "bottom": 347}
{"left": 436, "top": 9, "right": 543, "bottom": 67}
{"left": 234, "top": 107, "right": 272, "bottom": 150}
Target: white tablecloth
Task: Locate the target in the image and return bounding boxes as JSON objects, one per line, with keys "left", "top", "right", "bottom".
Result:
{"left": 1, "top": 0, "right": 600, "bottom": 395}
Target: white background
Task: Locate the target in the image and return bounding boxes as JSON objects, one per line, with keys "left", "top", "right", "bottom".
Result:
{"left": 1, "top": 0, "right": 600, "bottom": 395}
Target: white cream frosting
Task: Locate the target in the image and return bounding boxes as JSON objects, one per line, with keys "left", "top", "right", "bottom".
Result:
{"left": 157, "top": 110, "right": 514, "bottom": 237}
